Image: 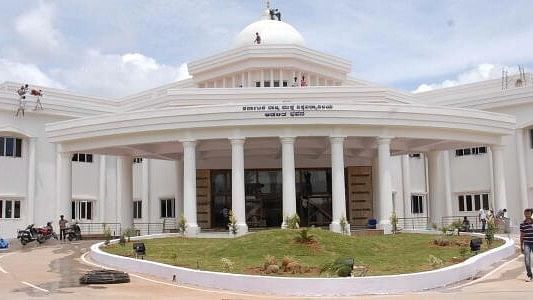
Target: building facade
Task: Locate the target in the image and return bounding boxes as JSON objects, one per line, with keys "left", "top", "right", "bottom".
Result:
{"left": 0, "top": 10, "right": 531, "bottom": 238}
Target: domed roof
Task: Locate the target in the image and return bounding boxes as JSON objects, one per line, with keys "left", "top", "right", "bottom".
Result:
{"left": 232, "top": 11, "right": 305, "bottom": 49}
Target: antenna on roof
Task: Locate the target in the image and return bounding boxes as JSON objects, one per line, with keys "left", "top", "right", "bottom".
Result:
{"left": 501, "top": 68, "right": 508, "bottom": 90}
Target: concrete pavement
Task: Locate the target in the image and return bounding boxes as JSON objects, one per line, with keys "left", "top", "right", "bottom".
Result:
{"left": 0, "top": 239, "right": 531, "bottom": 299}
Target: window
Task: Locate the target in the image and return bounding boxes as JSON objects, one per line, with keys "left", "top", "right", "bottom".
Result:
{"left": 0, "top": 200, "right": 21, "bottom": 219}
{"left": 263, "top": 81, "right": 271, "bottom": 87}
{"left": 273, "top": 80, "right": 280, "bottom": 87}
{"left": 282, "top": 80, "right": 288, "bottom": 87}
{"left": 455, "top": 146, "right": 487, "bottom": 157}
{"left": 72, "top": 153, "right": 93, "bottom": 163}
{"left": 409, "top": 153, "right": 421, "bottom": 158}
{"left": 133, "top": 201, "right": 142, "bottom": 219}
{"left": 0, "top": 137, "right": 22, "bottom": 158}
{"left": 71, "top": 200, "right": 93, "bottom": 220}
{"left": 458, "top": 193, "right": 490, "bottom": 212}
{"left": 5, "top": 200, "right": 12, "bottom": 218}
{"left": 133, "top": 157, "right": 143, "bottom": 164}
{"left": 160, "top": 198, "right": 175, "bottom": 218}
{"left": 411, "top": 195, "right": 424, "bottom": 214}
{"left": 255, "top": 81, "right": 261, "bottom": 87}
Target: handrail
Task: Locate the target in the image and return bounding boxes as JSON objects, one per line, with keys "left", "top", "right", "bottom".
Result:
{"left": 133, "top": 222, "right": 164, "bottom": 235}
{"left": 397, "top": 217, "right": 428, "bottom": 230}
{"left": 77, "top": 222, "right": 121, "bottom": 236}
{"left": 441, "top": 215, "right": 481, "bottom": 231}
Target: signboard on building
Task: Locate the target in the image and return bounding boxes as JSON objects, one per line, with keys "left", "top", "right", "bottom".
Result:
{"left": 241, "top": 104, "right": 334, "bottom": 117}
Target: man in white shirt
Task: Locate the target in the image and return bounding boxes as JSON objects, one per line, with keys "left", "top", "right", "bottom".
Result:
{"left": 479, "top": 208, "right": 487, "bottom": 232}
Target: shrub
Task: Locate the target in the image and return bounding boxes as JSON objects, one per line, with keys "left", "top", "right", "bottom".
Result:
{"left": 432, "top": 238, "right": 450, "bottom": 246}
{"left": 431, "top": 223, "right": 438, "bottom": 230}
{"left": 103, "top": 225, "right": 112, "bottom": 246}
{"left": 285, "top": 214, "right": 300, "bottom": 229}
{"left": 339, "top": 216, "right": 349, "bottom": 235}
{"left": 450, "top": 220, "right": 463, "bottom": 236}
{"left": 228, "top": 210, "right": 238, "bottom": 235}
{"left": 427, "top": 255, "right": 443, "bottom": 268}
{"left": 281, "top": 256, "right": 294, "bottom": 270}
{"left": 390, "top": 212, "right": 398, "bottom": 234}
{"left": 265, "top": 264, "right": 279, "bottom": 274}
{"left": 295, "top": 228, "right": 315, "bottom": 244}
{"left": 220, "top": 257, "right": 234, "bottom": 272}
{"left": 286, "top": 261, "right": 303, "bottom": 274}
{"left": 485, "top": 219, "right": 496, "bottom": 246}
{"left": 124, "top": 227, "right": 137, "bottom": 242}
{"left": 178, "top": 215, "right": 187, "bottom": 236}
{"left": 119, "top": 234, "right": 126, "bottom": 247}
{"left": 459, "top": 245, "right": 469, "bottom": 259}
{"left": 263, "top": 255, "right": 277, "bottom": 271}
{"left": 321, "top": 258, "right": 354, "bottom": 277}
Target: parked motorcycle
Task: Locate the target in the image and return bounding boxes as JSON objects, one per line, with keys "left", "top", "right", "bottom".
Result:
{"left": 65, "top": 223, "right": 82, "bottom": 241}
{"left": 17, "top": 224, "right": 44, "bottom": 245}
{"left": 36, "top": 222, "right": 58, "bottom": 242}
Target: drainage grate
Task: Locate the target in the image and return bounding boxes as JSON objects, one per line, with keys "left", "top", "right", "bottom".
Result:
{"left": 79, "top": 270, "right": 130, "bottom": 284}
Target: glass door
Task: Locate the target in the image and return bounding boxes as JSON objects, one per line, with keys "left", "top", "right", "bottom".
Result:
{"left": 211, "top": 170, "right": 231, "bottom": 228}
{"left": 296, "top": 169, "right": 332, "bottom": 227}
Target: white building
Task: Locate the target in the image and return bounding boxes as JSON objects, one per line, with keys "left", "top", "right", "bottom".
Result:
{"left": 0, "top": 9, "right": 530, "bottom": 238}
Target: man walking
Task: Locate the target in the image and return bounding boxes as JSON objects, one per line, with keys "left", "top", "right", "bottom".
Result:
{"left": 520, "top": 208, "right": 533, "bottom": 282}
{"left": 478, "top": 208, "right": 487, "bottom": 232}
{"left": 59, "top": 215, "right": 68, "bottom": 242}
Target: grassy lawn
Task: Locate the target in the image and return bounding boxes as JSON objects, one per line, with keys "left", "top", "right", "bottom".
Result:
{"left": 104, "top": 229, "right": 503, "bottom": 277}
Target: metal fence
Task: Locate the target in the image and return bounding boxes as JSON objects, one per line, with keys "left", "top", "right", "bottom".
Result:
{"left": 397, "top": 217, "right": 429, "bottom": 230}
{"left": 133, "top": 222, "right": 164, "bottom": 235}
{"left": 77, "top": 223, "right": 121, "bottom": 236}
{"left": 441, "top": 216, "right": 481, "bottom": 231}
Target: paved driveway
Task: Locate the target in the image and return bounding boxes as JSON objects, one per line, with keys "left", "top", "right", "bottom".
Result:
{"left": 0, "top": 239, "right": 531, "bottom": 300}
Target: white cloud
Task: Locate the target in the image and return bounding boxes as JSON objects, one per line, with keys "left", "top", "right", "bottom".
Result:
{"left": 51, "top": 50, "right": 190, "bottom": 97}
{"left": 413, "top": 64, "right": 506, "bottom": 93}
{"left": 14, "top": 1, "right": 63, "bottom": 55}
{"left": 0, "top": 58, "right": 63, "bottom": 88}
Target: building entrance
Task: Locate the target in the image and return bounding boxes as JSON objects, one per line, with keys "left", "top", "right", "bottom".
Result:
{"left": 296, "top": 169, "right": 332, "bottom": 227}
{"left": 210, "top": 168, "right": 333, "bottom": 229}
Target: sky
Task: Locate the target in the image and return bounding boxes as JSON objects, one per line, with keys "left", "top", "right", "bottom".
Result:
{"left": 0, "top": 0, "right": 532, "bottom": 97}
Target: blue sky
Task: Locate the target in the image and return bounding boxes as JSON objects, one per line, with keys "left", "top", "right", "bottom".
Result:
{"left": 1, "top": 0, "right": 532, "bottom": 97}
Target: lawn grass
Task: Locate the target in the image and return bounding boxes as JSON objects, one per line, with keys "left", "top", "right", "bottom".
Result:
{"left": 104, "top": 229, "right": 503, "bottom": 277}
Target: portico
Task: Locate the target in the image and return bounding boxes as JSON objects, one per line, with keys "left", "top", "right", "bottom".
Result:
{"left": 47, "top": 98, "right": 514, "bottom": 235}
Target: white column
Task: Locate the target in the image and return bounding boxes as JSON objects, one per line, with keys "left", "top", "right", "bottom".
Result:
{"left": 56, "top": 151, "right": 72, "bottom": 224}
{"left": 491, "top": 145, "right": 508, "bottom": 211}
{"left": 260, "top": 69, "right": 264, "bottom": 87}
{"left": 427, "top": 151, "right": 441, "bottom": 226}
{"left": 117, "top": 156, "right": 133, "bottom": 231}
{"left": 401, "top": 155, "right": 410, "bottom": 218}
{"left": 241, "top": 72, "right": 245, "bottom": 87}
{"left": 270, "top": 69, "right": 274, "bottom": 87}
{"left": 26, "top": 138, "right": 36, "bottom": 224}
{"left": 232, "top": 75, "right": 236, "bottom": 88}
{"left": 230, "top": 138, "right": 248, "bottom": 234}
{"left": 99, "top": 155, "right": 107, "bottom": 222}
{"left": 142, "top": 158, "right": 150, "bottom": 222}
{"left": 442, "top": 151, "right": 453, "bottom": 217}
{"left": 279, "top": 68, "right": 283, "bottom": 87}
{"left": 329, "top": 136, "right": 350, "bottom": 233}
{"left": 222, "top": 77, "right": 227, "bottom": 88}
{"left": 377, "top": 137, "right": 393, "bottom": 233}
{"left": 516, "top": 129, "right": 530, "bottom": 211}
{"left": 182, "top": 140, "right": 199, "bottom": 235}
{"left": 281, "top": 137, "right": 297, "bottom": 227}
{"left": 175, "top": 157, "right": 183, "bottom": 221}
